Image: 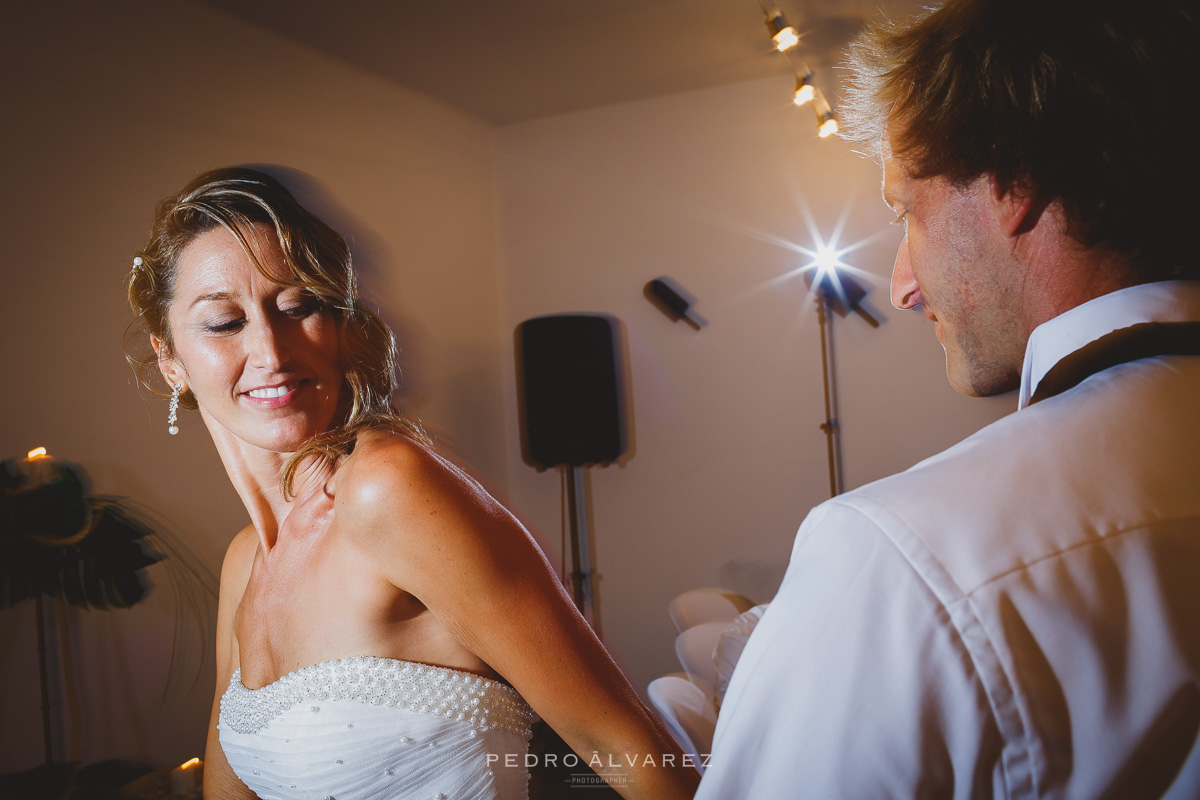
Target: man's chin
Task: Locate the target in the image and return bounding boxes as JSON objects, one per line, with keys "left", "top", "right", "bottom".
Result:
{"left": 947, "top": 360, "right": 1020, "bottom": 398}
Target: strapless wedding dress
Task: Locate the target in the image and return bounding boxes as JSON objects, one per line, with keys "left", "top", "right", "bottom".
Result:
{"left": 218, "top": 656, "right": 535, "bottom": 800}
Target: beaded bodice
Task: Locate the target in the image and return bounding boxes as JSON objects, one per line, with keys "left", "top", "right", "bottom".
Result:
{"left": 221, "top": 655, "right": 534, "bottom": 736}
{"left": 218, "top": 656, "right": 535, "bottom": 800}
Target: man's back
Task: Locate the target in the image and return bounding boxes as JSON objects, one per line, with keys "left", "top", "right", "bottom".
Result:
{"left": 700, "top": 285, "right": 1200, "bottom": 798}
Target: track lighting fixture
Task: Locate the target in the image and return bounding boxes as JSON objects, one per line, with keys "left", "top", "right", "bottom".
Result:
{"left": 759, "top": 3, "right": 839, "bottom": 139}
{"left": 813, "top": 88, "right": 838, "bottom": 137}
{"left": 765, "top": 12, "right": 800, "bottom": 52}
{"left": 793, "top": 71, "right": 815, "bottom": 106}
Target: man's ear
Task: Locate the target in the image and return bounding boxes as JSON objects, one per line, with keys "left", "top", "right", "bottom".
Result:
{"left": 990, "top": 176, "right": 1046, "bottom": 237}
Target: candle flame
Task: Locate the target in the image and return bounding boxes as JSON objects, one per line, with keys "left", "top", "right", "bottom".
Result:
{"left": 27, "top": 447, "right": 48, "bottom": 459}
{"left": 179, "top": 757, "right": 201, "bottom": 770}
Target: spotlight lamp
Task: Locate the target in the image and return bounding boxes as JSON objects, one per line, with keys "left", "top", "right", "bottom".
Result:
{"left": 765, "top": 13, "right": 800, "bottom": 52}
{"left": 793, "top": 71, "right": 815, "bottom": 106}
{"left": 813, "top": 88, "right": 838, "bottom": 138}
{"left": 817, "top": 110, "right": 838, "bottom": 138}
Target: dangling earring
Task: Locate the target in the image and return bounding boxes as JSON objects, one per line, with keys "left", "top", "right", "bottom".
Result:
{"left": 168, "top": 382, "right": 182, "bottom": 435}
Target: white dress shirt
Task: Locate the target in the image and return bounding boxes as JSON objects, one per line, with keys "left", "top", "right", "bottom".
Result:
{"left": 698, "top": 281, "right": 1200, "bottom": 799}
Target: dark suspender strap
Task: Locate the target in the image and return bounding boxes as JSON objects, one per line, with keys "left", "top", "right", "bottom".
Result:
{"left": 1029, "top": 321, "right": 1200, "bottom": 405}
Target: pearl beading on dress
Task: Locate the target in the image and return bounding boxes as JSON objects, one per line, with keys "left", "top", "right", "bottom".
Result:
{"left": 221, "top": 656, "right": 534, "bottom": 738}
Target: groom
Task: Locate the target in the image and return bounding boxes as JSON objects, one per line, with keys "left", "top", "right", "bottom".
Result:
{"left": 698, "top": 0, "right": 1200, "bottom": 796}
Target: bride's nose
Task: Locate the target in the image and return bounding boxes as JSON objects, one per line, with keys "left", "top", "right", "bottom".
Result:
{"left": 245, "top": 316, "right": 291, "bottom": 371}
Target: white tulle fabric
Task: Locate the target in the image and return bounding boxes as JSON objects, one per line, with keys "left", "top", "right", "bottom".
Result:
{"left": 218, "top": 656, "right": 535, "bottom": 800}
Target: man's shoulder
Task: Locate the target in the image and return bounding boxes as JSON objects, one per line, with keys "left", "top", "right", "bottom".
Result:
{"left": 837, "top": 395, "right": 1044, "bottom": 519}
{"left": 823, "top": 357, "right": 1200, "bottom": 595}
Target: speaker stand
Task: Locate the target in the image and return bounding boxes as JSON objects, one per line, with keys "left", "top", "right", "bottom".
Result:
{"left": 564, "top": 464, "right": 596, "bottom": 626}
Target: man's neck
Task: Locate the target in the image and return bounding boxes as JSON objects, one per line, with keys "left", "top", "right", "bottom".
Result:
{"left": 1014, "top": 204, "right": 1142, "bottom": 335}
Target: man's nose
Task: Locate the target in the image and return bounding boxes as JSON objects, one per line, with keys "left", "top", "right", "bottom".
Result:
{"left": 890, "top": 240, "right": 922, "bottom": 310}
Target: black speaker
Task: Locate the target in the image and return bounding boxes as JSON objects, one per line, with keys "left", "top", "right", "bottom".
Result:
{"left": 516, "top": 314, "right": 627, "bottom": 469}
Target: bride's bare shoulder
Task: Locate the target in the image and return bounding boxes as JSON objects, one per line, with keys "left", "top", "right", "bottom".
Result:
{"left": 332, "top": 431, "right": 529, "bottom": 598}
{"left": 334, "top": 429, "right": 495, "bottom": 539}
{"left": 338, "top": 429, "right": 477, "bottom": 503}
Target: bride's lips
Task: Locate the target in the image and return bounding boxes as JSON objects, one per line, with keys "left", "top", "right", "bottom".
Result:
{"left": 240, "top": 380, "right": 306, "bottom": 409}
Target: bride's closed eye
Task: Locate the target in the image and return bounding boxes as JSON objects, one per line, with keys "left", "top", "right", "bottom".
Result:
{"left": 281, "top": 301, "right": 323, "bottom": 320}
{"left": 199, "top": 294, "right": 325, "bottom": 334}
{"left": 277, "top": 288, "right": 327, "bottom": 318}
{"left": 203, "top": 317, "right": 246, "bottom": 334}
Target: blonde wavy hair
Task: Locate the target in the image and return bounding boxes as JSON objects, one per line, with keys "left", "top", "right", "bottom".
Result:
{"left": 126, "top": 166, "right": 427, "bottom": 497}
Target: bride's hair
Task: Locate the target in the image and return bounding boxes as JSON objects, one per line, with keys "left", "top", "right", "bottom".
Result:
{"left": 127, "top": 166, "right": 427, "bottom": 495}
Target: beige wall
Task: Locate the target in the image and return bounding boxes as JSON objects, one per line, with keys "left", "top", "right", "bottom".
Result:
{"left": 0, "top": 0, "right": 503, "bottom": 772}
{"left": 492, "top": 77, "right": 1013, "bottom": 695}
{"left": 0, "top": 0, "right": 1014, "bottom": 777}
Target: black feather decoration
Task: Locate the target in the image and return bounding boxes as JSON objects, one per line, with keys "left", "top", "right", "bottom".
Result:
{"left": 0, "top": 458, "right": 165, "bottom": 611}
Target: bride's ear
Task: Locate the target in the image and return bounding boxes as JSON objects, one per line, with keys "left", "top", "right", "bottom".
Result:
{"left": 151, "top": 335, "right": 186, "bottom": 391}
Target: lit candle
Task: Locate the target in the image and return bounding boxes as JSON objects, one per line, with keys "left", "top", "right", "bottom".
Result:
{"left": 20, "top": 447, "right": 56, "bottom": 488}
{"left": 170, "top": 757, "right": 201, "bottom": 795}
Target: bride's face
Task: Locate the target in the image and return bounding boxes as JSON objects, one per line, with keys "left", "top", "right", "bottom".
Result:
{"left": 159, "top": 224, "right": 343, "bottom": 454}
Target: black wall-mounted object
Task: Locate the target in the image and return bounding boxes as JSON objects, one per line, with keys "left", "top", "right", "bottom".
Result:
{"left": 805, "top": 268, "right": 879, "bottom": 327}
{"left": 647, "top": 278, "right": 690, "bottom": 319}
{"left": 516, "top": 314, "right": 627, "bottom": 469}
{"left": 644, "top": 277, "right": 705, "bottom": 329}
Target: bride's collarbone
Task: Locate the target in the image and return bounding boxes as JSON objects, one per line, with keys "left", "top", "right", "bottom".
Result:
{"left": 276, "top": 482, "right": 337, "bottom": 544}
{"left": 252, "top": 482, "right": 363, "bottom": 577}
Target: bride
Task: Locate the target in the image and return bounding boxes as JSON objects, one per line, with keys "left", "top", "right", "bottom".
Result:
{"left": 128, "top": 167, "right": 699, "bottom": 800}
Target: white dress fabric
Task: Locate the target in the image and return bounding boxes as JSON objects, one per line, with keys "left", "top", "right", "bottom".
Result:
{"left": 219, "top": 656, "right": 535, "bottom": 800}
{"left": 698, "top": 281, "right": 1200, "bottom": 799}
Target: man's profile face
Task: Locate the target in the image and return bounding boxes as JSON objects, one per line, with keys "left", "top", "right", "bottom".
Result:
{"left": 881, "top": 139, "right": 1026, "bottom": 397}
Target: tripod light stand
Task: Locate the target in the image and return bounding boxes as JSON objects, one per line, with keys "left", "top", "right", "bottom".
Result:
{"left": 805, "top": 263, "right": 879, "bottom": 497}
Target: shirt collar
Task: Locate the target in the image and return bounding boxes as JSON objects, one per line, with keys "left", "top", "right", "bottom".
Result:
{"left": 1018, "top": 281, "right": 1200, "bottom": 410}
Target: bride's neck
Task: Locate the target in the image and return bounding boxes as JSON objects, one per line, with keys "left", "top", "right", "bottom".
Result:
{"left": 206, "top": 425, "right": 329, "bottom": 552}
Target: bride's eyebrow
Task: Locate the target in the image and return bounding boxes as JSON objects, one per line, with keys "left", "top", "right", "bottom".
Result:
{"left": 190, "top": 286, "right": 302, "bottom": 309}
{"left": 190, "top": 291, "right": 239, "bottom": 309}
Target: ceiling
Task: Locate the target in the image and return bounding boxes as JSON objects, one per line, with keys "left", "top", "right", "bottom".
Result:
{"left": 196, "top": 0, "right": 914, "bottom": 125}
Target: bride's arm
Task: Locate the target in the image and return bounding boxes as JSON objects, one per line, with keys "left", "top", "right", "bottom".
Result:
{"left": 338, "top": 434, "right": 700, "bottom": 800}
{"left": 203, "top": 528, "right": 259, "bottom": 800}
